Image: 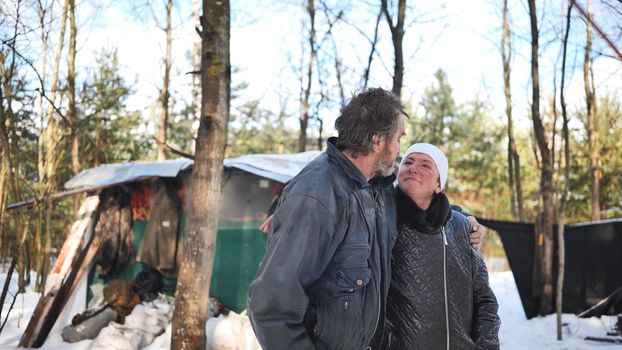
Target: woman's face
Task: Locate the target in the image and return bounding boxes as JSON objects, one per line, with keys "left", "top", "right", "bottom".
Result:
{"left": 398, "top": 152, "right": 441, "bottom": 200}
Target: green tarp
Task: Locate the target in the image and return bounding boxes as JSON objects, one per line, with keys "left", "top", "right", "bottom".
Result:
{"left": 88, "top": 218, "right": 267, "bottom": 313}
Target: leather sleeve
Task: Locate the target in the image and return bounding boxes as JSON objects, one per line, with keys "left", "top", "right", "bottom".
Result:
{"left": 248, "top": 193, "right": 343, "bottom": 350}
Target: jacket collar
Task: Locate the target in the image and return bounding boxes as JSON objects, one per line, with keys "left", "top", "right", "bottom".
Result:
{"left": 396, "top": 186, "right": 451, "bottom": 234}
{"left": 326, "top": 137, "right": 396, "bottom": 188}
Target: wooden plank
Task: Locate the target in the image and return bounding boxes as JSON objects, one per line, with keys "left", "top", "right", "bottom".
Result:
{"left": 27, "top": 233, "right": 103, "bottom": 348}
{"left": 18, "top": 195, "right": 102, "bottom": 348}
{"left": 49, "top": 196, "right": 99, "bottom": 283}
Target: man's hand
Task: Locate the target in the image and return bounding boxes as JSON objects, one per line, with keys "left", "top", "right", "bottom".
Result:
{"left": 467, "top": 216, "right": 484, "bottom": 251}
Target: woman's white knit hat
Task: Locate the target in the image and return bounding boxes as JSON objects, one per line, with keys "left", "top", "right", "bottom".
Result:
{"left": 400, "top": 143, "right": 449, "bottom": 189}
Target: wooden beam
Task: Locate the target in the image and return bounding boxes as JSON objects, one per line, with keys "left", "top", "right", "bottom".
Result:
{"left": 5, "top": 187, "right": 94, "bottom": 212}
{"left": 18, "top": 195, "right": 102, "bottom": 348}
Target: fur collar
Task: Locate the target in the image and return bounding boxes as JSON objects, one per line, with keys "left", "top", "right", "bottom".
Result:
{"left": 396, "top": 186, "right": 451, "bottom": 234}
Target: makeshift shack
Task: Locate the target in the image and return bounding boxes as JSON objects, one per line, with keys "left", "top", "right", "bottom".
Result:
{"left": 18, "top": 151, "right": 320, "bottom": 348}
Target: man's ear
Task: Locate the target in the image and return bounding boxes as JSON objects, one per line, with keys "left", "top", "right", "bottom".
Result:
{"left": 371, "top": 134, "right": 382, "bottom": 152}
{"left": 434, "top": 186, "right": 442, "bottom": 194}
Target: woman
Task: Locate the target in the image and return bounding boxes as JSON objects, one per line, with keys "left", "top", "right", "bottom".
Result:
{"left": 386, "top": 143, "right": 500, "bottom": 350}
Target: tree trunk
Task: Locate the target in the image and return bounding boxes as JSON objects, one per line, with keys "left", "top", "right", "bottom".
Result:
{"left": 192, "top": 0, "right": 201, "bottom": 126}
{"left": 298, "top": 0, "right": 315, "bottom": 152}
{"left": 0, "top": 61, "right": 11, "bottom": 258}
{"left": 528, "top": 0, "right": 554, "bottom": 316}
{"left": 332, "top": 39, "right": 345, "bottom": 107}
{"left": 37, "top": 0, "right": 49, "bottom": 189}
{"left": 0, "top": 156, "right": 6, "bottom": 255}
{"left": 362, "top": 5, "right": 383, "bottom": 90}
{"left": 68, "top": 0, "right": 80, "bottom": 215}
{"left": 35, "top": 1, "right": 49, "bottom": 271}
{"left": 556, "top": 1, "right": 572, "bottom": 340}
{"left": 502, "top": 0, "right": 516, "bottom": 220}
{"left": 158, "top": 0, "right": 173, "bottom": 160}
{"left": 0, "top": 3, "right": 30, "bottom": 293}
{"left": 514, "top": 151, "right": 525, "bottom": 221}
{"left": 0, "top": 52, "right": 27, "bottom": 292}
{"left": 501, "top": 0, "right": 525, "bottom": 222}
{"left": 381, "top": 0, "right": 406, "bottom": 98}
{"left": 584, "top": 0, "right": 600, "bottom": 221}
{"left": 44, "top": 0, "right": 68, "bottom": 186}
{"left": 37, "top": 0, "right": 68, "bottom": 292}
{"left": 171, "top": 0, "right": 230, "bottom": 348}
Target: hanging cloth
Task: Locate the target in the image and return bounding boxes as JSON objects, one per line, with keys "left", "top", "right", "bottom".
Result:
{"left": 136, "top": 180, "right": 183, "bottom": 278}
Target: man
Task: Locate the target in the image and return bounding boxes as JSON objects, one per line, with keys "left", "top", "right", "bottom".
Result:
{"left": 248, "top": 88, "right": 405, "bottom": 350}
{"left": 248, "top": 88, "right": 485, "bottom": 350}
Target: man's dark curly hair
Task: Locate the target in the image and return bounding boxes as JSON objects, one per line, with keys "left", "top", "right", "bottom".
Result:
{"left": 334, "top": 88, "right": 407, "bottom": 157}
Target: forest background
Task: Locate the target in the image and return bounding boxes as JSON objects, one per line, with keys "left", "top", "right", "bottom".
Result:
{"left": 0, "top": 0, "right": 621, "bottom": 309}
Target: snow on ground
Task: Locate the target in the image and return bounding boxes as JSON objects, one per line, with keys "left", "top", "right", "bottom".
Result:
{"left": 1, "top": 269, "right": 620, "bottom": 349}
{"left": 491, "top": 270, "right": 620, "bottom": 350}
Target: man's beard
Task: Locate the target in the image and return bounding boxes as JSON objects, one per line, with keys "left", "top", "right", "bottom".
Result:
{"left": 374, "top": 162, "right": 394, "bottom": 177}
{"left": 373, "top": 146, "right": 396, "bottom": 178}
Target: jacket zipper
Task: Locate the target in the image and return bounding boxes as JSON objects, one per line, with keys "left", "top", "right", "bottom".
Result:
{"left": 370, "top": 189, "right": 382, "bottom": 346}
{"left": 442, "top": 226, "right": 449, "bottom": 350}
{"left": 336, "top": 299, "right": 349, "bottom": 350}
{"left": 371, "top": 276, "right": 381, "bottom": 346}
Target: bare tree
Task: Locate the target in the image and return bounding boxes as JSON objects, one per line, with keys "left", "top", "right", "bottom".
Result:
{"left": 33, "top": 0, "right": 50, "bottom": 292}
{"left": 381, "top": 0, "right": 406, "bottom": 98}
{"left": 572, "top": 0, "right": 622, "bottom": 61}
{"left": 192, "top": 0, "right": 201, "bottom": 125}
{"left": 556, "top": 0, "right": 572, "bottom": 340}
{"left": 583, "top": 0, "right": 600, "bottom": 221}
{"left": 528, "top": 0, "right": 554, "bottom": 315}
{"left": 0, "top": 53, "right": 20, "bottom": 269}
{"left": 157, "top": 0, "right": 173, "bottom": 160}
{"left": 319, "top": 3, "right": 345, "bottom": 107}
{"left": 331, "top": 37, "right": 345, "bottom": 106}
{"left": 36, "top": 0, "right": 69, "bottom": 292}
{"left": 501, "top": 0, "right": 525, "bottom": 222}
{"left": 43, "top": 0, "right": 68, "bottom": 187}
{"left": 298, "top": 0, "right": 316, "bottom": 152}
{"left": 171, "top": 0, "right": 230, "bottom": 347}
{"left": 362, "top": 4, "right": 383, "bottom": 90}
{"left": 0, "top": 57, "right": 23, "bottom": 274}
{"left": 37, "top": 0, "right": 50, "bottom": 185}
{"left": 0, "top": 1, "right": 31, "bottom": 292}
{"left": 68, "top": 0, "right": 79, "bottom": 214}
{"left": 0, "top": 138, "right": 5, "bottom": 255}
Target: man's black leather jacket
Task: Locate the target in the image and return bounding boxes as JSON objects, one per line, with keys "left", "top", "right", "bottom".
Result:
{"left": 248, "top": 138, "right": 397, "bottom": 350}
